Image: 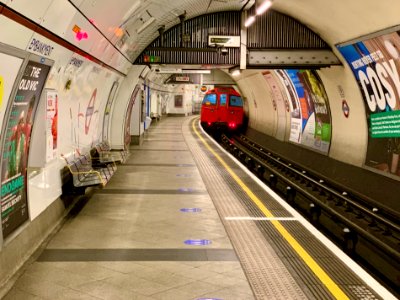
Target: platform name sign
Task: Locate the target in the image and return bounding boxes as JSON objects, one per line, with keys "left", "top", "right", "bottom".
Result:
{"left": 0, "top": 60, "right": 51, "bottom": 238}
{"left": 337, "top": 27, "right": 400, "bottom": 177}
{"left": 27, "top": 38, "right": 54, "bottom": 57}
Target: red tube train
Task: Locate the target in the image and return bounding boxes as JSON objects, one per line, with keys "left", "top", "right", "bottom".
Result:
{"left": 200, "top": 86, "right": 244, "bottom": 131}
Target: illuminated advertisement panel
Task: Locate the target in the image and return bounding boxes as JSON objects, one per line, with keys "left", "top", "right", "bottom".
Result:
{"left": 337, "top": 28, "right": 400, "bottom": 177}
{"left": 1, "top": 61, "right": 50, "bottom": 238}
{"left": 276, "top": 69, "right": 331, "bottom": 153}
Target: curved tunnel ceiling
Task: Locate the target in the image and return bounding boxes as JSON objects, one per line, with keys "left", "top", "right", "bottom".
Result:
{"left": 70, "top": 0, "right": 252, "bottom": 62}
{"left": 69, "top": 0, "right": 400, "bottom": 66}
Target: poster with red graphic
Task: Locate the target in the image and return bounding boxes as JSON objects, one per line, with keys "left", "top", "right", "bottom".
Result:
{"left": 1, "top": 60, "right": 50, "bottom": 238}
{"left": 46, "top": 90, "right": 58, "bottom": 162}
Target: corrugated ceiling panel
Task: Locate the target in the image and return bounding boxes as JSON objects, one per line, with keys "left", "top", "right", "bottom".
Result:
{"left": 134, "top": 11, "right": 241, "bottom": 65}
{"left": 247, "top": 8, "right": 329, "bottom": 49}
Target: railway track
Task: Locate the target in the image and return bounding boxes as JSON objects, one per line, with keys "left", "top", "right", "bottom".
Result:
{"left": 220, "top": 133, "right": 400, "bottom": 295}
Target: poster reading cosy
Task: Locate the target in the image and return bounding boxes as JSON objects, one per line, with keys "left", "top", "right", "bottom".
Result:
{"left": 337, "top": 28, "right": 400, "bottom": 178}
{"left": 1, "top": 60, "right": 50, "bottom": 238}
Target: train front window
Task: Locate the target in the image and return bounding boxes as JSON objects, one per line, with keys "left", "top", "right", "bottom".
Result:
{"left": 220, "top": 94, "right": 227, "bottom": 106}
{"left": 202, "top": 94, "right": 217, "bottom": 105}
{"left": 230, "top": 95, "right": 243, "bottom": 107}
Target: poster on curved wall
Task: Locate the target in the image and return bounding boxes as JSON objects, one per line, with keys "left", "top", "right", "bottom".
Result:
{"left": 0, "top": 53, "right": 24, "bottom": 140}
{"left": 102, "top": 81, "right": 119, "bottom": 142}
{"left": 337, "top": 27, "right": 400, "bottom": 178}
{"left": 262, "top": 71, "right": 289, "bottom": 141}
{"left": 125, "top": 84, "right": 140, "bottom": 148}
{"left": 275, "top": 69, "right": 331, "bottom": 153}
{"left": 1, "top": 60, "right": 51, "bottom": 238}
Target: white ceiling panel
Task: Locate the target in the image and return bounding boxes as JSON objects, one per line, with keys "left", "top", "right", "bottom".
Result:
{"left": 6, "top": 0, "right": 53, "bottom": 24}
{"left": 41, "top": 0, "right": 77, "bottom": 37}
{"left": 69, "top": 0, "right": 247, "bottom": 62}
{"left": 74, "top": 0, "right": 140, "bottom": 41}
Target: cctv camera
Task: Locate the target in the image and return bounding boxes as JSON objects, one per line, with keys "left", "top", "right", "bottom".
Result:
{"left": 220, "top": 47, "right": 228, "bottom": 56}
{"left": 155, "top": 69, "right": 160, "bottom": 72}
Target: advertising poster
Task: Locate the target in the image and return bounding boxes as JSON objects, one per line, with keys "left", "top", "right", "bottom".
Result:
{"left": 46, "top": 90, "right": 58, "bottom": 162}
{"left": 337, "top": 28, "right": 400, "bottom": 177}
{"left": 0, "top": 53, "right": 24, "bottom": 140}
{"left": 102, "top": 81, "right": 119, "bottom": 142}
{"left": 175, "top": 95, "right": 183, "bottom": 108}
{"left": 275, "top": 69, "right": 302, "bottom": 143}
{"left": 125, "top": 85, "right": 140, "bottom": 148}
{"left": 262, "top": 71, "right": 288, "bottom": 141}
{"left": 1, "top": 61, "right": 50, "bottom": 238}
{"left": 284, "top": 69, "right": 331, "bottom": 153}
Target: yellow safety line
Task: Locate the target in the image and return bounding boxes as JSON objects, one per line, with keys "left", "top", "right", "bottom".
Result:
{"left": 192, "top": 120, "right": 349, "bottom": 300}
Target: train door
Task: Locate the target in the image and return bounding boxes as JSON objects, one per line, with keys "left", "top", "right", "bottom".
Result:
{"left": 218, "top": 93, "right": 228, "bottom": 123}
{"left": 200, "top": 93, "right": 217, "bottom": 124}
{"left": 228, "top": 94, "right": 244, "bottom": 127}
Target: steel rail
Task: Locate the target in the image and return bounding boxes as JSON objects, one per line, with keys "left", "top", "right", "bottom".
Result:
{"left": 221, "top": 134, "right": 400, "bottom": 262}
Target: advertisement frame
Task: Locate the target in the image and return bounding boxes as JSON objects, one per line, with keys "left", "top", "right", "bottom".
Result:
{"left": 337, "top": 25, "right": 400, "bottom": 180}
{"left": 102, "top": 81, "right": 119, "bottom": 142}
{"left": 0, "top": 52, "right": 53, "bottom": 246}
{"left": 0, "top": 45, "right": 27, "bottom": 249}
{"left": 124, "top": 84, "right": 140, "bottom": 148}
{"left": 275, "top": 69, "right": 332, "bottom": 155}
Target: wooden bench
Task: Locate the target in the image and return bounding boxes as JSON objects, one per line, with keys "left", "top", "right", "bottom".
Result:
{"left": 63, "top": 153, "right": 116, "bottom": 193}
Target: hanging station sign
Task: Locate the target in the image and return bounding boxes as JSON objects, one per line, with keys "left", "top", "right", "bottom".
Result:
{"left": 208, "top": 35, "right": 240, "bottom": 47}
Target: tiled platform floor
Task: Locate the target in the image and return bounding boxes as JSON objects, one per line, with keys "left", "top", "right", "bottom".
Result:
{"left": 3, "top": 117, "right": 254, "bottom": 300}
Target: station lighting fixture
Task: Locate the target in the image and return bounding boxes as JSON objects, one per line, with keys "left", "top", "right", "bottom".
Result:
{"left": 256, "top": 0, "right": 273, "bottom": 15}
{"left": 244, "top": 15, "right": 256, "bottom": 27}
{"left": 245, "top": 0, "right": 273, "bottom": 28}
{"left": 230, "top": 66, "right": 241, "bottom": 76}
{"left": 231, "top": 69, "right": 241, "bottom": 76}
{"left": 72, "top": 25, "right": 88, "bottom": 41}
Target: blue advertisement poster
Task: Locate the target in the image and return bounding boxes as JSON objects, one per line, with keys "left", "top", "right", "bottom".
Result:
{"left": 337, "top": 28, "right": 400, "bottom": 177}
{"left": 283, "top": 69, "right": 331, "bottom": 153}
